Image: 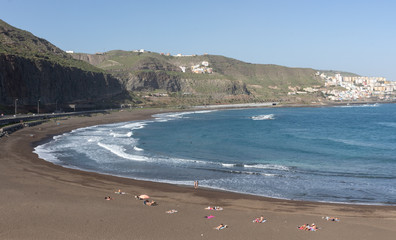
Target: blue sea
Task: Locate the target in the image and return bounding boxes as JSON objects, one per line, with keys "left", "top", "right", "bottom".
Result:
{"left": 34, "top": 103, "right": 396, "bottom": 205}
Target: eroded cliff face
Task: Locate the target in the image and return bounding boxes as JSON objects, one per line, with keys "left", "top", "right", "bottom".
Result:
{"left": 126, "top": 71, "right": 181, "bottom": 92}
{"left": 0, "top": 54, "right": 124, "bottom": 106}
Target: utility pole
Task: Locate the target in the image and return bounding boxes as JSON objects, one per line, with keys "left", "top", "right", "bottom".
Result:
{"left": 37, "top": 99, "right": 40, "bottom": 114}
{"left": 14, "top": 98, "right": 18, "bottom": 115}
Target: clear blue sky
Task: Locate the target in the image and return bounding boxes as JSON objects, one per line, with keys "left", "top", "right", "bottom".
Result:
{"left": 1, "top": 0, "right": 395, "bottom": 80}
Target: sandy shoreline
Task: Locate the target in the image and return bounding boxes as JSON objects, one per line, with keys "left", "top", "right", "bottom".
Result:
{"left": 1, "top": 108, "right": 395, "bottom": 240}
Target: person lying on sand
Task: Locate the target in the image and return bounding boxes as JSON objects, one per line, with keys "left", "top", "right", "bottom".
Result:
{"left": 215, "top": 224, "right": 228, "bottom": 230}
{"left": 253, "top": 216, "right": 266, "bottom": 223}
{"left": 309, "top": 223, "right": 318, "bottom": 231}
{"left": 205, "top": 215, "right": 215, "bottom": 219}
{"left": 115, "top": 189, "right": 127, "bottom": 195}
{"left": 104, "top": 196, "right": 113, "bottom": 200}
{"left": 298, "top": 224, "right": 307, "bottom": 230}
{"left": 298, "top": 223, "right": 318, "bottom": 231}
{"left": 166, "top": 209, "right": 178, "bottom": 214}
{"left": 205, "top": 206, "right": 223, "bottom": 211}
{"left": 135, "top": 194, "right": 150, "bottom": 200}
{"left": 143, "top": 200, "right": 157, "bottom": 206}
{"left": 323, "top": 216, "right": 340, "bottom": 221}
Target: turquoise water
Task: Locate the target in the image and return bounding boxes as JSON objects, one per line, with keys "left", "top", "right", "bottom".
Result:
{"left": 35, "top": 104, "right": 396, "bottom": 205}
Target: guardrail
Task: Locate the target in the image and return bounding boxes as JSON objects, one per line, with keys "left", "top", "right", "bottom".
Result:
{"left": 0, "top": 110, "right": 108, "bottom": 138}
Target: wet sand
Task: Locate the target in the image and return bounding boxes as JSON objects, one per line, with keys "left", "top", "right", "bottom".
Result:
{"left": 0, "top": 108, "right": 395, "bottom": 240}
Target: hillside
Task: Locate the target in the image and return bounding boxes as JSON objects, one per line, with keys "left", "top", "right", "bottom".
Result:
{"left": 0, "top": 19, "right": 359, "bottom": 111}
{"left": 0, "top": 20, "right": 125, "bottom": 113}
{"left": 72, "top": 51, "right": 325, "bottom": 104}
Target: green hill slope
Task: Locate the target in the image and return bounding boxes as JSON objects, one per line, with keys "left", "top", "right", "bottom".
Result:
{"left": 72, "top": 50, "right": 325, "bottom": 104}
{"left": 0, "top": 19, "right": 101, "bottom": 72}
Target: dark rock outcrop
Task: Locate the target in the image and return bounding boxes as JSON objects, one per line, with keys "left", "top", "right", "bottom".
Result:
{"left": 126, "top": 71, "right": 181, "bottom": 92}
{"left": 0, "top": 54, "right": 124, "bottom": 106}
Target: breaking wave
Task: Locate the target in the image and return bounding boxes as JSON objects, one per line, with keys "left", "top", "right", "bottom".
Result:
{"left": 251, "top": 114, "right": 275, "bottom": 120}
{"left": 244, "top": 164, "right": 290, "bottom": 171}
{"left": 97, "top": 142, "right": 149, "bottom": 162}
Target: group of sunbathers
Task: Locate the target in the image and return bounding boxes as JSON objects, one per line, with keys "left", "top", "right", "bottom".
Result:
{"left": 105, "top": 190, "right": 341, "bottom": 233}
{"left": 252, "top": 216, "right": 266, "bottom": 223}
{"left": 298, "top": 223, "right": 318, "bottom": 231}
{"left": 205, "top": 206, "right": 223, "bottom": 211}
{"left": 105, "top": 189, "right": 129, "bottom": 200}
{"left": 134, "top": 194, "right": 157, "bottom": 206}
{"left": 323, "top": 216, "right": 340, "bottom": 221}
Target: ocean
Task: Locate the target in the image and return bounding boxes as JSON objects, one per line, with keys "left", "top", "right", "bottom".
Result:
{"left": 34, "top": 103, "right": 396, "bottom": 205}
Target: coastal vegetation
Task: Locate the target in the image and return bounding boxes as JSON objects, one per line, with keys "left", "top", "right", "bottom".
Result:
{"left": 72, "top": 50, "right": 326, "bottom": 105}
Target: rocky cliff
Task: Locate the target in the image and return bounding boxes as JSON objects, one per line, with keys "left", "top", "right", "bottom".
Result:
{"left": 0, "top": 53, "right": 123, "bottom": 107}
{"left": 126, "top": 71, "right": 181, "bottom": 92}
{"left": 0, "top": 20, "right": 125, "bottom": 111}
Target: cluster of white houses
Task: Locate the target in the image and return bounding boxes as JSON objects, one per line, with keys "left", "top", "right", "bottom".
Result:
{"left": 179, "top": 61, "right": 213, "bottom": 74}
{"left": 319, "top": 72, "right": 396, "bottom": 101}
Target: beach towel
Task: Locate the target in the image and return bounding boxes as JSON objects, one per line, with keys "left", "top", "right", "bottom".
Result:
{"left": 166, "top": 209, "right": 178, "bottom": 214}
{"left": 205, "top": 215, "right": 215, "bottom": 219}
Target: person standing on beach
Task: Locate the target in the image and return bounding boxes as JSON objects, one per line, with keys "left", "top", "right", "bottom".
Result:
{"left": 194, "top": 180, "right": 199, "bottom": 189}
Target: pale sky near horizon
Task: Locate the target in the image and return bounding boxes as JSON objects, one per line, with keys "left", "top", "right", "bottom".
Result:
{"left": 1, "top": 0, "right": 395, "bottom": 80}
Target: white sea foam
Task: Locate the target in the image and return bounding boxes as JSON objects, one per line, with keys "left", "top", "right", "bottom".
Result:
{"left": 98, "top": 141, "right": 211, "bottom": 166}
{"left": 53, "top": 135, "right": 63, "bottom": 141}
{"left": 133, "top": 146, "right": 144, "bottom": 151}
{"left": 262, "top": 173, "right": 276, "bottom": 177}
{"left": 153, "top": 110, "right": 217, "bottom": 122}
{"left": 70, "top": 125, "right": 97, "bottom": 133}
{"left": 251, "top": 114, "right": 275, "bottom": 120}
{"left": 153, "top": 112, "right": 191, "bottom": 121}
{"left": 193, "top": 110, "right": 217, "bottom": 114}
{"left": 338, "top": 103, "right": 380, "bottom": 108}
{"left": 88, "top": 137, "right": 102, "bottom": 142}
{"left": 167, "top": 157, "right": 208, "bottom": 165}
{"left": 118, "top": 122, "right": 148, "bottom": 130}
{"left": 97, "top": 142, "right": 149, "bottom": 162}
{"left": 222, "top": 163, "right": 236, "bottom": 167}
{"left": 231, "top": 170, "right": 277, "bottom": 176}
{"left": 34, "top": 145, "right": 62, "bottom": 164}
{"left": 109, "top": 131, "right": 133, "bottom": 138}
{"left": 244, "top": 164, "right": 289, "bottom": 171}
